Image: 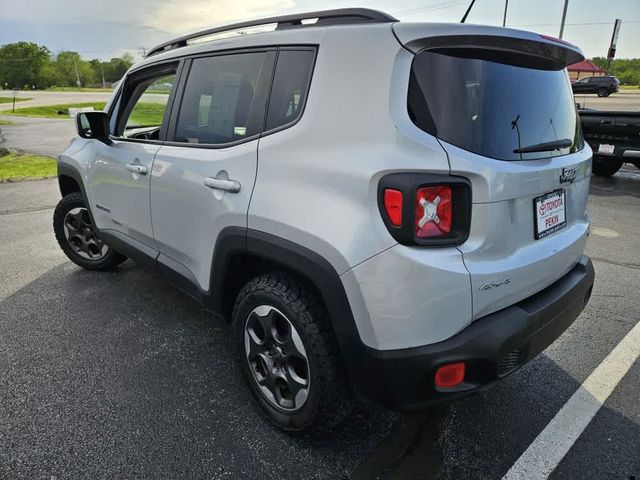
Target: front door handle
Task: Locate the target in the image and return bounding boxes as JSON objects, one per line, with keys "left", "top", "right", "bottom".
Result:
{"left": 204, "top": 177, "right": 241, "bottom": 193}
{"left": 125, "top": 164, "right": 148, "bottom": 175}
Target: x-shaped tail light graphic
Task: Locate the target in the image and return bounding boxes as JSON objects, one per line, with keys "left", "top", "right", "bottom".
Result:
{"left": 418, "top": 195, "right": 441, "bottom": 227}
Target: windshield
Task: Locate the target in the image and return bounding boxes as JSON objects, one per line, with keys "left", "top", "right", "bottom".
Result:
{"left": 408, "top": 49, "right": 584, "bottom": 161}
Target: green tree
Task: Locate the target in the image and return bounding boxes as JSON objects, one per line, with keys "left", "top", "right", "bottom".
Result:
{"left": 0, "top": 42, "right": 50, "bottom": 89}
{"left": 51, "top": 51, "right": 97, "bottom": 87}
{"left": 590, "top": 57, "right": 640, "bottom": 86}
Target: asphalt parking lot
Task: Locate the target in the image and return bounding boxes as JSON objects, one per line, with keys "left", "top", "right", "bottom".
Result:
{"left": 1, "top": 164, "right": 639, "bottom": 478}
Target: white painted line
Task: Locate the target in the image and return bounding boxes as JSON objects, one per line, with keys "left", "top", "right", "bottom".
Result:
{"left": 503, "top": 320, "right": 640, "bottom": 480}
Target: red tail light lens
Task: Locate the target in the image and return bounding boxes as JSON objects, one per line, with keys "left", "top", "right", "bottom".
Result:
{"left": 435, "top": 362, "right": 465, "bottom": 388}
{"left": 415, "top": 186, "right": 452, "bottom": 238}
{"left": 377, "top": 173, "right": 471, "bottom": 247}
{"left": 383, "top": 189, "right": 403, "bottom": 226}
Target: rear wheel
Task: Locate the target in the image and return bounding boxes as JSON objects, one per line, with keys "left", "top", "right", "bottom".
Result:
{"left": 592, "top": 156, "right": 623, "bottom": 177}
{"left": 53, "top": 192, "right": 127, "bottom": 270}
{"left": 597, "top": 88, "right": 610, "bottom": 97}
{"left": 232, "top": 272, "right": 352, "bottom": 433}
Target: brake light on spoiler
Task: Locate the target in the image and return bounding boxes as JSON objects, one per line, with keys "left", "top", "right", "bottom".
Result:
{"left": 539, "top": 34, "right": 577, "bottom": 48}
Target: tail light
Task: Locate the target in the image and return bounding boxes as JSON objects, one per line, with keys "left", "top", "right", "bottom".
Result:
{"left": 378, "top": 173, "right": 471, "bottom": 246}
{"left": 415, "top": 186, "right": 452, "bottom": 238}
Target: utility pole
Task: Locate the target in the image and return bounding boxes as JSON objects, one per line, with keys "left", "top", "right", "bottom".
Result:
{"left": 460, "top": 0, "right": 476, "bottom": 23}
{"left": 101, "top": 63, "right": 106, "bottom": 88}
{"left": 606, "top": 19, "right": 622, "bottom": 74}
{"left": 72, "top": 57, "right": 82, "bottom": 88}
{"left": 138, "top": 46, "right": 147, "bottom": 58}
{"left": 502, "top": 0, "right": 509, "bottom": 27}
{"left": 559, "top": 0, "right": 570, "bottom": 39}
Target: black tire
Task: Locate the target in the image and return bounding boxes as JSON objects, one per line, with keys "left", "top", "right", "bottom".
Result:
{"left": 597, "top": 88, "right": 610, "bottom": 97}
{"left": 53, "top": 191, "right": 127, "bottom": 270}
{"left": 232, "top": 272, "right": 352, "bottom": 433}
{"left": 592, "top": 156, "right": 623, "bottom": 177}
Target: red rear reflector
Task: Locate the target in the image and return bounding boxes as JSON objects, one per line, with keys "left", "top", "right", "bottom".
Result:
{"left": 435, "top": 362, "right": 465, "bottom": 388}
{"left": 415, "top": 186, "right": 452, "bottom": 238}
{"left": 384, "top": 189, "right": 403, "bottom": 226}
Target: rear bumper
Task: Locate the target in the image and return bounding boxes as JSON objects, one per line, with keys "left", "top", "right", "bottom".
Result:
{"left": 349, "top": 255, "right": 594, "bottom": 410}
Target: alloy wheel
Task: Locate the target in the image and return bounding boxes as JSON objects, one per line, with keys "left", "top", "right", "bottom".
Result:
{"left": 244, "top": 305, "right": 311, "bottom": 411}
{"left": 63, "top": 207, "right": 108, "bottom": 260}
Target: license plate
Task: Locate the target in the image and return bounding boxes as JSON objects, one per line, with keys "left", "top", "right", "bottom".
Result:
{"left": 534, "top": 190, "right": 567, "bottom": 240}
{"left": 598, "top": 144, "right": 615, "bottom": 154}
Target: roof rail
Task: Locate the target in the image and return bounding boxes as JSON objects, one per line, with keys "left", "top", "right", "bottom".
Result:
{"left": 146, "top": 8, "right": 398, "bottom": 57}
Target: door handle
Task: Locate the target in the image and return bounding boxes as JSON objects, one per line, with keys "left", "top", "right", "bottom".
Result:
{"left": 204, "top": 177, "right": 241, "bottom": 193}
{"left": 125, "top": 164, "right": 148, "bottom": 175}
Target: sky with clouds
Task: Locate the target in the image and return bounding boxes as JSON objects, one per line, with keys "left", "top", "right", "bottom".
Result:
{"left": 0, "top": 0, "right": 638, "bottom": 60}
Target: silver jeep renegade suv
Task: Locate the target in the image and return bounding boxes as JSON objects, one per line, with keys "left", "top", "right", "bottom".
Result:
{"left": 53, "top": 8, "right": 595, "bottom": 433}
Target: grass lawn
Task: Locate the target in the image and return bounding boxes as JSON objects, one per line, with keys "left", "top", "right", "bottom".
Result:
{"left": 11, "top": 102, "right": 107, "bottom": 119}
{"left": 0, "top": 119, "right": 16, "bottom": 126}
{"left": 10, "top": 101, "right": 166, "bottom": 125}
{"left": 48, "top": 86, "right": 113, "bottom": 92}
{"left": 0, "top": 97, "right": 31, "bottom": 104}
{"left": 0, "top": 151, "right": 57, "bottom": 181}
{"left": 128, "top": 102, "right": 166, "bottom": 125}
{"left": 620, "top": 85, "right": 640, "bottom": 90}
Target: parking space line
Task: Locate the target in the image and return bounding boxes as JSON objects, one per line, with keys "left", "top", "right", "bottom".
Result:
{"left": 502, "top": 320, "right": 640, "bottom": 480}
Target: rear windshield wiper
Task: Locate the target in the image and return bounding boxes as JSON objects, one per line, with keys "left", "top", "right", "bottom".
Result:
{"left": 514, "top": 138, "right": 573, "bottom": 154}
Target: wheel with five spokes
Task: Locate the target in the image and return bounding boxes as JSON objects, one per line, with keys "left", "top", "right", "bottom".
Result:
{"left": 233, "top": 272, "right": 352, "bottom": 433}
{"left": 53, "top": 192, "right": 127, "bottom": 270}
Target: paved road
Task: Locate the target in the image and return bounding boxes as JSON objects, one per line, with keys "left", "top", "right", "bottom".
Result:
{"left": 574, "top": 92, "right": 640, "bottom": 112}
{"left": 0, "top": 90, "right": 168, "bottom": 112}
{"left": 1, "top": 169, "right": 639, "bottom": 479}
{"left": 0, "top": 115, "right": 76, "bottom": 158}
{"left": 0, "top": 88, "right": 638, "bottom": 113}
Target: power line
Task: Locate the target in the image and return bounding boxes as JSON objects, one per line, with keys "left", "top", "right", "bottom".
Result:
{"left": 510, "top": 20, "right": 640, "bottom": 27}
{"left": 391, "top": 0, "right": 470, "bottom": 17}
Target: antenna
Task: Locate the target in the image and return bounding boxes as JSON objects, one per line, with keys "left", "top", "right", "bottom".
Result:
{"left": 460, "top": 0, "right": 477, "bottom": 23}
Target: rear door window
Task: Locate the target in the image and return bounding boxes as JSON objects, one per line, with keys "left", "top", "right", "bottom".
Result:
{"left": 408, "top": 50, "right": 584, "bottom": 161}
{"left": 173, "top": 52, "right": 268, "bottom": 145}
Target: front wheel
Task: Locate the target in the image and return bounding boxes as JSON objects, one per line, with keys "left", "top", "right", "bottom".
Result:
{"left": 597, "top": 88, "right": 610, "bottom": 97}
{"left": 232, "top": 272, "right": 352, "bottom": 433}
{"left": 592, "top": 156, "right": 623, "bottom": 177}
{"left": 53, "top": 191, "right": 127, "bottom": 270}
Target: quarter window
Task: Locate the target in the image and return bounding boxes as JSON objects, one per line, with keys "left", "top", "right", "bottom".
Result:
{"left": 174, "top": 52, "right": 267, "bottom": 145}
{"left": 265, "top": 50, "right": 315, "bottom": 131}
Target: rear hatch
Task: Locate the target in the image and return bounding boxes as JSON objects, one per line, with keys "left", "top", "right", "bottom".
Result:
{"left": 396, "top": 24, "right": 592, "bottom": 319}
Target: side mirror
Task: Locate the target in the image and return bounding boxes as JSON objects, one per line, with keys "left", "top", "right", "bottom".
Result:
{"left": 76, "top": 111, "right": 110, "bottom": 144}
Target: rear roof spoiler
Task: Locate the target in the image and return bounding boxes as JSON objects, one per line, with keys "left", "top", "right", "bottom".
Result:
{"left": 393, "top": 23, "right": 585, "bottom": 69}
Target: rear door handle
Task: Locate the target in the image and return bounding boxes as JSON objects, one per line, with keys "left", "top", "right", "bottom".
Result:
{"left": 204, "top": 177, "right": 241, "bottom": 193}
{"left": 125, "top": 164, "right": 148, "bottom": 175}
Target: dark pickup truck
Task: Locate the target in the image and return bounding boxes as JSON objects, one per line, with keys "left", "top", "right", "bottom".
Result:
{"left": 579, "top": 110, "right": 640, "bottom": 177}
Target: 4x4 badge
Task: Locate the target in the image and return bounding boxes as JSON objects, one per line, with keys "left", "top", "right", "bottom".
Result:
{"left": 560, "top": 167, "right": 577, "bottom": 184}
{"left": 480, "top": 278, "right": 511, "bottom": 291}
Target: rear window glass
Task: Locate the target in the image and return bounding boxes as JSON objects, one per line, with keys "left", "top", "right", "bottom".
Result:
{"left": 408, "top": 50, "right": 584, "bottom": 161}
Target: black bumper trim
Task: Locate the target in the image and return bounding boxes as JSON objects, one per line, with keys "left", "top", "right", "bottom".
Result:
{"left": 349, "top": 255, "right": 595, "bottom": 410}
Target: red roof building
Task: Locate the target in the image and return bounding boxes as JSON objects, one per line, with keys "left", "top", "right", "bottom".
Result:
{"left": 568, "top": 60, "right": 606, "bottom": 81}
